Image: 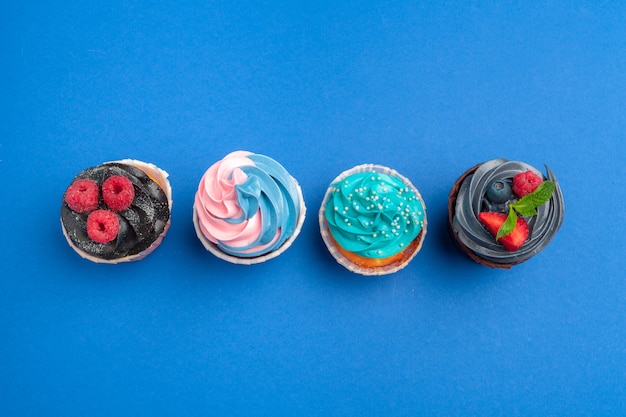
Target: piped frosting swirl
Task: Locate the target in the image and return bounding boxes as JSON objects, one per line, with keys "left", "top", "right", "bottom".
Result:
{"left": 451, "top": 158, "right": 564, "bottom": 264}
{"left": 324, "top": 169, "right": 425, "bottom": 259}
{"left": 194, "top": 151, "right": 303, "bottom": 258}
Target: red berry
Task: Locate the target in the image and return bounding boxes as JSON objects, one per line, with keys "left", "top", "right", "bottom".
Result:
{"left": 478, "top": 211, "right": 506, "bottom": 237}
{"left": 478, "top": 211, "right": 529, "bottom": 252}
{"left": 512, "top": 170, "right": 543, "bottom": 197}
{"left": 102, "top": 175, "right": 135, "bottom": 212}
{"left": 65, "top": 179, "right": 99, "bottom": 213}
{"left": 87, "top": 210, "right": 119, "bottom": 244}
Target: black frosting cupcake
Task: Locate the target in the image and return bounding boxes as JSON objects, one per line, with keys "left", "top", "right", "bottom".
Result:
{"left": 61, "top": 159, "right": 172, "bottom": 263}
{"left": 448, "top": 158, "right": 564, "bottom": 269}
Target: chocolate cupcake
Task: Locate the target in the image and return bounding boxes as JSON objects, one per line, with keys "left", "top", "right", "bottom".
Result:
{"left": 448, "top": 158, "right": 564, "bottom": 269}
{"left": 61, "top": 159, "right": 172, "bottom": 263}
{"left": 319, "top": 164, "right": 427, "bottom": 276}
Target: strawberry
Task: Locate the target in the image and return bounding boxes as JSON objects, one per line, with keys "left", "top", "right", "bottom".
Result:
{"left": 512, "top": 170, "right": 543, "bottom": 197}
{"left": 477, "top": 211, "right": 529, "bottom": 252}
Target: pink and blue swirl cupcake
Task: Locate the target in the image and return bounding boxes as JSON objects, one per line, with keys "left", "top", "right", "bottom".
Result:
{"left": 193, "top": 151, "right": 306, "bottom": 264}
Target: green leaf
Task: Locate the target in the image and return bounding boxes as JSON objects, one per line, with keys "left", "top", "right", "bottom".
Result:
{"left": 512, "top": 200, "right": 537, "bottom": 217}
{"left": 518, "top": 181, "right": 556, "bottom": 207}
{"left": 510, "top": 180, "right": 555, "bottom": 220}
{"left": 530, "top": 181, "right": 555, "bottom": 206}
{"left": 497, "top": 208, "right": 518, "bottom": 240}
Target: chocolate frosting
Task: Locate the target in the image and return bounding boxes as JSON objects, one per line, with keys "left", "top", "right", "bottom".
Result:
{"left": 61, "top": 163, "right": 170, "bottom": 260}
{"left": 451, "top": 158, "right": 564, "bottom": 265}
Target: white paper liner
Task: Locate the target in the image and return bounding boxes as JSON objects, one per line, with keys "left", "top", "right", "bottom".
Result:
{"left": 193, "top": 178, "right": 306, "bottom": 265}
{"left": 318, "top": 164, "right": 427, "bottom": 276}
{"left": 62, "top": 159, "right": 173, "bottom": 264}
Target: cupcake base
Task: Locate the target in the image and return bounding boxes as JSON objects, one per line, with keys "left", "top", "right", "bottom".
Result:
{"left": 320, "top": 222, "right": 426, "bottom": 275}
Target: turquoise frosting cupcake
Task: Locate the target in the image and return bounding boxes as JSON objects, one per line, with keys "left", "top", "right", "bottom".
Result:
{"left": 319, "top": 164, "right": 427, "bottom": 275}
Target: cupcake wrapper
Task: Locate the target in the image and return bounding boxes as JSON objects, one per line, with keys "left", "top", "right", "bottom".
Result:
{"left": 193, "top": 178, "right": 306, "bottom": 265}
{"left": 62, "top": 159, "right": 173, "bottom": 264}
{"left": 319, "top": 164, "right": 427, "bottom": 276}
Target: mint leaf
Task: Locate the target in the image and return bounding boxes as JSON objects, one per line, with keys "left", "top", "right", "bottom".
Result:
{"left": 497, "top": 208, "right": 518, "bottom": 240}
{"left": 530, "top": 180, "right": 555, "bottom": 206}
{"left": 515, "top": 181, "right": 555, "bottom": 209}
{"left": 512, "top": 200, "right": 537, "bottom": 217}
{"left": 510, "top": 180, "right": 555, "bottom": 219}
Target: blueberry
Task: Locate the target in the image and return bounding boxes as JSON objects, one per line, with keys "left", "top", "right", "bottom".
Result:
{"left": 486, "top": 179, "right": 512, "bottom": 203}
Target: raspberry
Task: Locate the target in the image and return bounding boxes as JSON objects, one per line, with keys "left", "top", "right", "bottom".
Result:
{"left": 87, "top": 210, "right": 119, "bottom": 244}
{"left": 65, "top": 179, "right": 99, "bottom": 213}
{"left": 102, "top": 175, "right": 135, "bottom": 212}
{"left": 512, "top": 170, "right": 543, "bottom": 197}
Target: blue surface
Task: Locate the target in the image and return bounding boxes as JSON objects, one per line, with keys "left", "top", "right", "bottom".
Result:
{"left": 2, "top": 1, "right": 625, "bottom": 416}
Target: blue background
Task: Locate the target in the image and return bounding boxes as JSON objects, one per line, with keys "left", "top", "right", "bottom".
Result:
{"left": 2, "top": 1, "right": 625, "bottom": 416}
